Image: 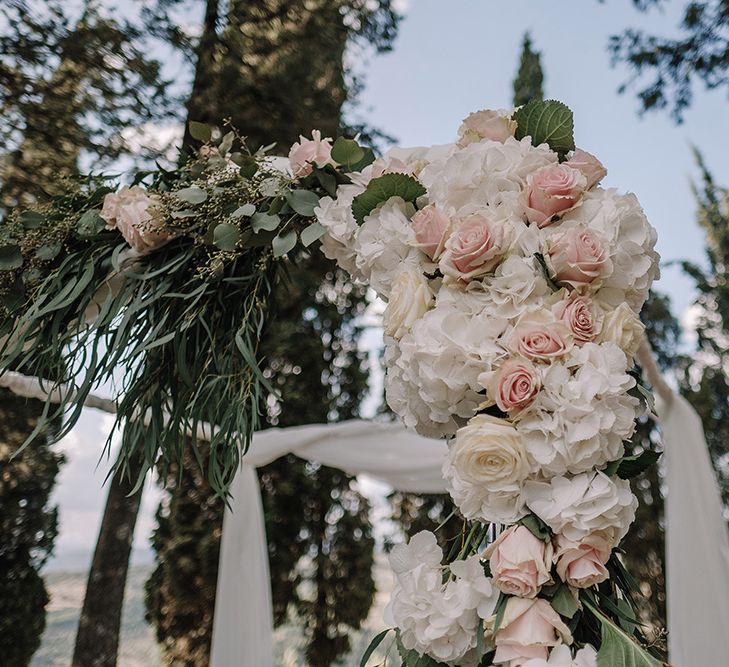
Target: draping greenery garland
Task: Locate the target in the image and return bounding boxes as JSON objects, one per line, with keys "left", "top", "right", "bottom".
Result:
{"left": 0, "top": 125, "right": 374, "bottom": 493}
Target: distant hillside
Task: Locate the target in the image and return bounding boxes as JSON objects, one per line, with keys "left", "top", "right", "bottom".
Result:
{"left": 33, "top": 558, "right": 398, "bottom": 666}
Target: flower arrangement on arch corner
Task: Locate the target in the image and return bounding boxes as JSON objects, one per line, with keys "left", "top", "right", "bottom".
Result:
{"left": 312, "top": 100, "right": 669, "bottom": 667}
{"left": 0, "top": 120, "right": 377, "bottom": 494}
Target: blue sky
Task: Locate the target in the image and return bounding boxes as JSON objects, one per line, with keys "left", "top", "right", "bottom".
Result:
{"left": 48, "top": 0, "right": 729, "bottom": 567}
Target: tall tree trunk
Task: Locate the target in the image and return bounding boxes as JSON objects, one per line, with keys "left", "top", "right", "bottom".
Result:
{"left": 71, "top": 457, "right": 144, "bottom": 667}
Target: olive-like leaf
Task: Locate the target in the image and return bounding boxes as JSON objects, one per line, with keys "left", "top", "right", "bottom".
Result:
{"left": 286, "top": 189, "right": 320, "bottom": 216}
{"left": 272, "top": 230, "right": 297, "bottom": 257}
{"left": 175, "top": 187, "right": 208, "bottom": 205}
{"left": 35, "top": 243, "right": 62, "bottom": 261}
{"left": 213, "top": 223, "right": 241, "bottom": 251}
{"left": 251, "top": 212, "right": 280, "bottom": 232}
{"left": 331, "top": 137, "right": 365, "bottom": 168}
{"left": 231, "top": 203, "right": 256, "bottom": 218}
{"left": 0, "top": 244, "right": 23, "bottom": 270}
{"left": 300, "top": 222, "right": 327, "bottom": 247}
{"left": 77, "top": 209, "right": 105, "bottom": 236}
{"left": 19, "top": 211, "right": 45, "bottom": 229}
{"left": 189, "top": 121, "right": 212, "bottom": 142}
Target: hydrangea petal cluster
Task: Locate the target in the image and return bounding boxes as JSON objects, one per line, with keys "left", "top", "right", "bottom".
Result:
{"left": 385, "top": 531, "right": 499, "bottom": 665}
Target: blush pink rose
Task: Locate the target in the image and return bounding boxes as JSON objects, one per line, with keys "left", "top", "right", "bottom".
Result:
{"left": 101, "top": 186, "right": 172, "bottom": 255}
{"left": 525, "top": 163, "right": 587, "bottom": 227}
{"left": 288, "top": 130, "right": 335, "bottom": 177}
{"left": 439, "top": 214, "right": 510, "bottom": 282}
{"left": 458, "top": 109, "right": 517, "bottom": 146}
{"left": 487, "top": 358, "right": 541, "bottom": 413}
{"left": 484, "top": 525, "right": 553, "bottom": 598}
{"left": 555, "top": 532, "right": 611, "bottom": 589}
{"left": 548, "top": 226, "right": 613, "bottom": 287}
{"left": 566, "top": 149, "right": 607, "bottom": 189}
{"left": 553, "top": 293, "right": 604, "bottom": 344}
{"left": 494, "top": 598, "right": 572, "bottom": 666}
{"left": 410, "top": 204, "right": 451, "bottom": 260}
{"left": 508, "top": 315, "right": 573, "bottom": 362}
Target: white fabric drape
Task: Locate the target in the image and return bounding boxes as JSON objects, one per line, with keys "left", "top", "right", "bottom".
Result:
{"left": 658, "top": 393, "right": 729, "bottom": 667}
{"left": 209, "top": 421, "right": 447, "bottom": 667}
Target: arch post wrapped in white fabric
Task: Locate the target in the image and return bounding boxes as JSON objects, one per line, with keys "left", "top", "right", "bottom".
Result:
{"left": 209, "top": 421, "right": 448, "bottom": 667}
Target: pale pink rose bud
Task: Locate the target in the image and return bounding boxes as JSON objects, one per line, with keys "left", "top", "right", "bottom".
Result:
{"left": 410, "top": 204, "right": 451, "bottom": 259}
{"left": 548, "top": 226, "right": 613, "bottom": 287}
{"left": 101, "top": 186, "right": 172, "bottom": 255}
{"left": 457, "top": 109, "right": 517, "bottom": 146}
{"left": 494, "top": 598, "right": 573, "bottom": 666}
{"left": 508, "top": 314, "right": 573, "bottom": 362}
{"left": 287, "top": 129, "right": 335, "bottom": 177}
{"left": 484, "top": 525, "right": 553, "bottom": 598}
{"left": 487, "top": 358, "right": 541, "bottom": 413}
{"left": 553, "top": 293, "right": 604, "bottom": 344}
{"left": 566, "top": 149, "right": 607, "bottom": 189}
{"left": 370, "top": 156, "right": 410, "bottom": 179}
{"left": 555, "top": 532, "right": 612, "bottom": 589}
{"left": 439, "top": 214, "right": 510, "bottom": 283}
{"left": 525, "top": 163, "right": 587, "bottom": 227}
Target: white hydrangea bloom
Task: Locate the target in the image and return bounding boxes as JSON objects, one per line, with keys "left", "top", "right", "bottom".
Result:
{"left": 386, "top": 301, "right": 507, "bottom": 436}
{"left": 420, "top": 137, "right": 556, "bottom": 212}
{"left": 524, "top": 471, "right": 638, "bottom": 545}
{"left": 353, "top": 197, "right": 421, "bottom": 298}
{"left": 516, "top": 343, "right": 639, "bottom": 475}
{"left": 385, "top": 531, "right": 499, "bottom": 666}
{"left": 314, "top": 184, "right": 365, "bottom": 280}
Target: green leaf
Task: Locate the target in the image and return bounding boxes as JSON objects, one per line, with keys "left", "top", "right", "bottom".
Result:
{"left": 272, "top": 230, "right": 297, "bottom": 257}
{"left": 514, "top": 99, "right": 575, "bottom": 158}
{"left": 218, "top": 131, "right": 234, "bottom": 155}
{"left": 331, "top": 137, "right": 365, "bottom": 169}
{"left": 351, "top": 147, "right": 376, "bottom": 171}
{"left": 351, "top": 173, "right": 426, "bottom": 225}
{"left": 189, "top": 121, "right": 212, "bottom": 142}
{"left": 286, "top": 189, "right": 320, "bottom": 216}
{"left": 518, "top": 513, "right": 552, "bottom": 542}
{"left": 213, "top": 223, "right": 241, "bottom": 251}
{"left": 238, "top": 157, "right": 258, "bottom": 179}
{"left": 314, "top": 167, "right": 338, "bottom": 196}
{"left": 2, "top": 277, "right": 25, "bottom": 312}
{"left": 617, "top": 599, "right": 637, "bottom": 635}
{"left": 550, "top": 584, "right": 580, "bottom": 619}
{"left": 35, "top": 243, "right": 62, "bottom": 261}
{"left": 19, "top": 211, "right": 45, "bottom": 229}
{"left": 0, "top": 244, "right": 23, "bottom": 270}
{"left": 615, "top": 450, "right": 661, "bottom": 480}
{"left": 585, "top": 603, "right": 661, "bottom": 667}
{"left": 231, "top": 203, "right": 256, "bottom": 218}
{"left": 77, "top": 209, "right": 105, "bottom": 236}
{"left": 251, "top": 212, "right": 280, "bottom": 232}
{"left": 300, "top": 222, "right": 327, "bottom": 247}
{"left": 176, "top": 187, "right": 208, "bottom": 204}
{"left": 359, "top": 628, "right": 391, "bottom": 667}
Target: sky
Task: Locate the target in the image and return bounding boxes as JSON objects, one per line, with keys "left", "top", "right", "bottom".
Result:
{"left": 45, "top": 0, "right": 729, "bottom": 569}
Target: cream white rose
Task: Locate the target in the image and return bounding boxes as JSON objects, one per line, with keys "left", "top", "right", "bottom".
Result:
{"left": 383, "top": 269, "right": 434, "bottom": 339}
{"left": 443, "top": 415, "right": 532, "bottom": 524}
{"left": 598, "top": 303, "right": 645, "bottom": 361}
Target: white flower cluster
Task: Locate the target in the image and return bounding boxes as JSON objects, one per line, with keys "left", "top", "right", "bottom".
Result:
{"left": 314, "top": 106, "right": 659, "bottom": 666}
{"left": 385, "top": 531, "right": 500, "bottom": 666}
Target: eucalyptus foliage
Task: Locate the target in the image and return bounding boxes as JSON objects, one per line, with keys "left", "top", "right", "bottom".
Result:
{"left": 0, "top": 126, "right": 373, "bottom": 494}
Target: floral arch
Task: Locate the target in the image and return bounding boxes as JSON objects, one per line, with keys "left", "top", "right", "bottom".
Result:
{"left": 0, "top": 100, "right": 670, "bottom": 666}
